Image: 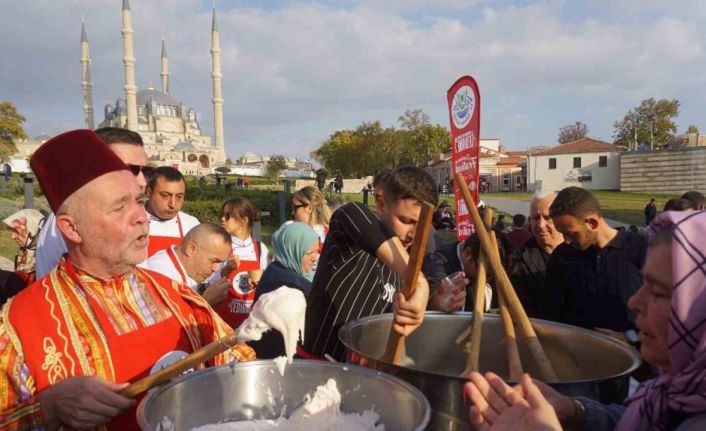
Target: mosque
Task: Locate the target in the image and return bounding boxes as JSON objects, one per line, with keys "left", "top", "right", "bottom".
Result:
{"left": 80, "top": 0, "right": 227, "bottom": 174}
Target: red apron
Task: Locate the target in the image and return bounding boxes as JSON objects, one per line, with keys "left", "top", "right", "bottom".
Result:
{"left": 65, "top": 262, "right": 195, "bottom": 430}
{"left": 147, "top": 214, "right": 184, "bottom": 257}
{"left": 212, "top": 241, "right": 261, "bottom": 329}
{"left": 166, "top": 246, "right": 189, "bottom": 285}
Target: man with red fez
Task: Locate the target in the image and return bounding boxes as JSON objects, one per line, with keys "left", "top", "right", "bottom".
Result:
{"left": 0, "top": 130, "right": 254, "bottom": 430}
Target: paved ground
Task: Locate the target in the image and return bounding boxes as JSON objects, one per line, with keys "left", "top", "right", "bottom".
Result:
{"left": 481, "top": 196, "right": 629, "bottom": 228}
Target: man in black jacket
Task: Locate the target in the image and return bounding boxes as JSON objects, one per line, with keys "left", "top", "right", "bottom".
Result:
{"left": 543, "top": 187, "right": 647, "bottom": 331}
{"left": 508, "top": 191, "right": 564, "bottom": 317}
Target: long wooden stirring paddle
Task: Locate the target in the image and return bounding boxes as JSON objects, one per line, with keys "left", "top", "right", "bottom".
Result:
{"left": 120, "top": 331, "right": 241, "bottom": 398}
{"left": 454, "top": 173, "right": 557, "bottom": 382}
{"left": 463, "top": 207, "right": 493, "bottom": 373}
{"left": 490, "top": 231, "right": 523, "bottom": 381}
{"left": 382, "top": 202, "right": 435, "bottom": 365}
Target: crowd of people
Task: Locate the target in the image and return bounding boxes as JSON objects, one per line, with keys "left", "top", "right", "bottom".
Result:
{"left": 0, "top": 126, "right": 705, "bottom": 430}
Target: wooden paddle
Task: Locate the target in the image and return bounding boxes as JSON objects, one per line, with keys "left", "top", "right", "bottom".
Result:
{"left": 120, "top": 331, "right": 240, "bottom": 398}
{"left": 454, "top": 173, "right": 558, "bottom": 382}
{"left": 463, "top": 208, "right": 493, "bottom": 374}
{"left": 490, "top": 231, "right": 523, "bottom": 381}
{"left": 382, "top": 202, "right": 435, "bottom": 365}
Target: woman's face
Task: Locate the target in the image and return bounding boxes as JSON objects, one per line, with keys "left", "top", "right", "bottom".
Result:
{"left": 292, "top": 198, "right": 313, "bottom": 224}
{"left": 300, "top": 241, "right": 319, "bottom": 273}
{"left": 628, "top": 242, "right": 673, "bottom": 372}
{"left": 220, "top": 212, "right": 249, "bottom": 238}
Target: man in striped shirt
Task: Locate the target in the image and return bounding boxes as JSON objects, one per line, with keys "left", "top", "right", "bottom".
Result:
{"left": 303, "top": 166, "right": 438, "bottom": 361}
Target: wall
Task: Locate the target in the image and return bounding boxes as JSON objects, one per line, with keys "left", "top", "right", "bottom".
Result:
{"left": 620, "top": 147, "right": 706, "bottom": 194}
{"left": 527, "top": 151, "right": 620, "bottom": 192}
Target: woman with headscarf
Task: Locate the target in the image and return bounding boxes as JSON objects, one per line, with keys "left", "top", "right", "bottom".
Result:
{"left": 464, "top": 210, "right": 706, "bottom": 431}
{"left": 248, "top": 221, "right": 319, "bottom": 359}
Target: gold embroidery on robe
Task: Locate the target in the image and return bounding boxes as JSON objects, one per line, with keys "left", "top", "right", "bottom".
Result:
{"left": 40, "top": 338, "right": 67, "bottom": 385}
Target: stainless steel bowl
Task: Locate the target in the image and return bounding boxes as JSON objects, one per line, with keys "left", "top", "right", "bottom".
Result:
{"left": 339, "top": 312, "right": 642, "bottom": 430}
{"left": 137, "top": 360, "right": 430, "bottom": 430}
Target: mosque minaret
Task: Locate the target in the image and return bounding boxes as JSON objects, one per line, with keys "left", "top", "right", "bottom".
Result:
{"left": 161, "top": 38, "right": 170, "bottom": 94}
{"left": 80, "top": 18, "right": 95, "bottom": 130}
{"left": 121, "top": 0, "right": 138, "bottom": 131}
{"left": 211, "top": 5, "right": 225, "bottom": 155}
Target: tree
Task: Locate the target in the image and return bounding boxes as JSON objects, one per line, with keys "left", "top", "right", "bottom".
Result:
{"left": 558, "top": 121, "right": 589, "bottom": 144}
{"left": 267, "top": 154, "right": 288, "bottom": 182}
{"left": 215, "top": 166, "right": 231, "bottom": 174}
{"left": 0, "top": 102, "right": 26, "bottom": 159}
{"left": 225, "top": 158, "right": 234, "bottom": 166}
{"left": 613, "top": 98, "right": 680, "bottom": 150}
{"left": 687, "top": 125, "right": 699, "bottom": 134}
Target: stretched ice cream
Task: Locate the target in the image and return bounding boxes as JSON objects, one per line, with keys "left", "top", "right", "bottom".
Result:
{"left": 236, "top": 286, "right": 306, "bottom": 375}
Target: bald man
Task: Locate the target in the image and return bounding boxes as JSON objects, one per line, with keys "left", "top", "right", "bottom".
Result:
{"left": 142, "top": 222, "right": 232, "bottom": 306}
{"left": 507, "top": 191, "right": 565, "bottom": 317}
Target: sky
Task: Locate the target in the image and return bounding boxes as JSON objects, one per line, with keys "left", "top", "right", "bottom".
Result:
{"left": 1, "top": 0, "right": 704, "bottom": 161}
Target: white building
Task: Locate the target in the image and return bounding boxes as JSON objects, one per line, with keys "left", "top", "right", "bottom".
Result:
{"left": 527, "top": 138, "right": 625, "bottom": 192}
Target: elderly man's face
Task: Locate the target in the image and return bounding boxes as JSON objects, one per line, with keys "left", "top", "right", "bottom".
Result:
{"left": 529, "top": 196, "right": 564, "bottom": 249}
{"left": 79, "top": 171, "right": 149, "bottom": 271}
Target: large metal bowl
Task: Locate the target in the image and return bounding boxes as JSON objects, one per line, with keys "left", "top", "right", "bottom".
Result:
{"left": 137, "top": 360, "right": 430, "bottom": 430}
{"left": 339, "top": 312, "right": 642, "bottom": 431}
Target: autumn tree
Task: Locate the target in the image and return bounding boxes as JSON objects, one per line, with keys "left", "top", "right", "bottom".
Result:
{"left": 558, "top": 121, "right": 589, "bottom": 144}
{"left": 0, "top": 102, "right": 27, "bottom": 159}
{"left": 613, "top": 98, "right": 680, "bottom": 150}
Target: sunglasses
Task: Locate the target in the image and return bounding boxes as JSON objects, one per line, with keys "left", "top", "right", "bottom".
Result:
{"left": 293, "top": 203, "right": 309, "bottom": 210}
{"left": 128, "top": 164, "right": 154, "bottom": 177}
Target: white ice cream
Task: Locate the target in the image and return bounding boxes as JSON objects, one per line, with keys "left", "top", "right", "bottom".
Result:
{"left": 190, "top": 379, "right": 384, "bottom": 431}
{"left": 235, "top": 286, "right": 306, "bottom": 375}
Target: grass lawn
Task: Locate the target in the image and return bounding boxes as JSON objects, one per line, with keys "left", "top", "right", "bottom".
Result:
{"left": 483, "top": 191, "right": 680, "bottom": 226}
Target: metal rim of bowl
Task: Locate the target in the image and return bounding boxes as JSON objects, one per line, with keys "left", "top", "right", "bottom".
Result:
{"left": 338, "top": 311, "right": 643, "bottom": 384}
{"left": 136, "top": 359, "right": 431, "bottom": 430}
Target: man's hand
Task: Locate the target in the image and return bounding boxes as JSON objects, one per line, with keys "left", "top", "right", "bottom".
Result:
{"left": 430, "top": 274, "right": 468, "bottom": 313}
{"left": 392, "top": 275, "right": 429, "bottom": 336}
{"left": 40, "top": 376, "right": 135, "bottom": 431}
{"left": 202, "top": 278, "right": 231, "bottom": 306}
{"left": 220, "top": 255, "right": 240, "bottom": 278}
{"left": 10, "top": 217, "right": 28, "bottom": 246}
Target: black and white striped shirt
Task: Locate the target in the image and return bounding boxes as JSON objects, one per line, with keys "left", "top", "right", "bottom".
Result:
{"left": 303, "top": 202, "right": 400, "bottom": 360}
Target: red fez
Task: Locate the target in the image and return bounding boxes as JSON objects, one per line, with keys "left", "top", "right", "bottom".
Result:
{"left": 30, "top": 129, "right": 130, "bottom": 213}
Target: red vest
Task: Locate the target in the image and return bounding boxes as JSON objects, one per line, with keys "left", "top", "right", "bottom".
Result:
{"left": 212, "top": 241, "right": 261, "bottom": 329}
{"left": 5, "top": 260, "right": 247, "bottom": 430}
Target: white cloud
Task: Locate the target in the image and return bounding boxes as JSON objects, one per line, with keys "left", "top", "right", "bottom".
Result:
{"left": 0, "top": 0, "right": 704, "bottom": 158}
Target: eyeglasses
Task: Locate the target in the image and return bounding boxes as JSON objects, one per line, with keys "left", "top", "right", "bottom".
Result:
{"left": 293, "top": 203, "right": 309, "bottom": 211}
{"left": 127, "top": 164, "right": 154, "bottom": 177}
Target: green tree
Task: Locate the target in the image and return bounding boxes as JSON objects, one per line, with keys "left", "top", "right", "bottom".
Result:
{"left": 215, "top": 166, "right": 231, "bottom": 174}
{"left": 0, "top": 102, "right": 27, "bottom": 159}
{"left": 687, "top": 125, "right": 699, "bottom": 134}
{"left": 267, "top": 154, "right": 288, "bottom": 182}
{"left": 613, "top": 98, "right": 680, "bottom": 149}
{"left": 558, "top": 121, "right": 589, "bottom": 144}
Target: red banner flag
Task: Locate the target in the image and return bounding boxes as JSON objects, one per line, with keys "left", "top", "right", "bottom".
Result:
{"left": 447, "top": 75, "right": 481, "bottom": 241}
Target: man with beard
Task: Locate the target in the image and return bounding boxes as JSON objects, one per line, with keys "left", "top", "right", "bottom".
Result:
{"left": 507, "top": 191, "right": 565, "bottom": 317}
{"left": 0, "top": 130, "right": 254, "bottom": 430}
{"left": 302, "top": 166, "right": 436, "bottom": 361}
{"left": 543, "top": 187, "right": 647, "bottom": 331}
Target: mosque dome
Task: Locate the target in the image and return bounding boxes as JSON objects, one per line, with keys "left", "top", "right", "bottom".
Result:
{"left": 173, "top": 141, "right": 197, "bottom": 151}
{"left": 136, "top": 88, "right": 180, "bottom": 106}
{"left": 242, "top": 151, "right": 257, "bottom": 158}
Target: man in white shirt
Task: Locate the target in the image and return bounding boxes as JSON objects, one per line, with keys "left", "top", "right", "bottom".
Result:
{"left": 145, "top": 166, "right": 200, "bottom": 257}
{"left": 143, "top": 222, "right": 232, "bottom": 306}
{"left": 34, "top": 127, "right": 150, "bottom": 279}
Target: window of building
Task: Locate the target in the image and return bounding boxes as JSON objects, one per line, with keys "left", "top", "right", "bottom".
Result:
{"left": 573, "top": 157, "right": 582, "bottom": 168}
{"left": 515, "top": 175, "right": 521, "bottom": 187}
{"left": 502, "top": 174, "right": 510, "bottom": 188}
{"left": 599, "top": 155, "right": 607, "bottom": 167}
{"left": 549, "top": 158, "right": 556, "bottom": 169}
